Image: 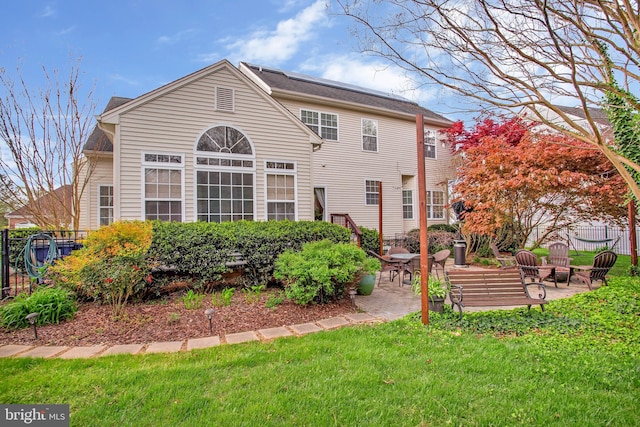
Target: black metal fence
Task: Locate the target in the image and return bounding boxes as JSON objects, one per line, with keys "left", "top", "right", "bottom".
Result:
{"left": 1, "top": 229, "right": 86, "bottom": 299}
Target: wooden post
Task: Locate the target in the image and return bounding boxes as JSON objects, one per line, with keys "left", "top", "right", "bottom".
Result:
{"left": 630, "top": 200, "right": 637, "bottom": 274}
{"left": 416, "top": 114, "right": 429, "bottom": 325}
{"left": 378, "top": 181, "right": 384, "bottom": 255}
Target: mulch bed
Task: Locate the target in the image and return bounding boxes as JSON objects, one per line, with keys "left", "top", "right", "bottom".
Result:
{"left": 0, "top": 288, "right": 354, "bottom": 347}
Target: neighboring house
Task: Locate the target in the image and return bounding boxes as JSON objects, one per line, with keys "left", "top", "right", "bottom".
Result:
{"left": 5, "top": 185, "right": 72, "bottom": 229}
{"left": 79, "top": 59, "right": 455, "bottom": 237}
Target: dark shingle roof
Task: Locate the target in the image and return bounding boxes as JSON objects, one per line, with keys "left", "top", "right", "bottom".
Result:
{"left": 554, "top": 105, "right": 611, "bottom": 126}
{"left": 84, "top": 97, "right": 133, "bottom": 152}
{"left": 243, "top": 63, "right": 451, "bottom": 124}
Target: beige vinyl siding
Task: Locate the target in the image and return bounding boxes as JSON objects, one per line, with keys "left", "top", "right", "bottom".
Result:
{"left": 79, "top": 156, "right": 114, "bottom": 230}
{"left": 277, "top": 98, "right": 455, "bottom": 236}
{"left": 114, "top": 67, "right": 314, "bottom": 222}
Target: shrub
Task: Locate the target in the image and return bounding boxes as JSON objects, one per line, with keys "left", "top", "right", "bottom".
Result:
{"left": 405, "top": 228, "right": 457, "bottom": 254}
{"left": 49, "top": 221, "right": 153, "bottom": 316}
{"left": 0, "top": 287, "right": 77, "bottom": 329}
{"left": 359, "top": 226, "right": 380, "bottom": 254}
{"left": 274, "top": 240, "right": 380, "bottom": 305}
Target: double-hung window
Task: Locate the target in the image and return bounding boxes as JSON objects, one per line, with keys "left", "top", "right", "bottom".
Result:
{"left": 265, "top": 161, "right": 297, "bottom": 221}
{"left": 362, "top": 118, "right": 378, "bottom": 152}
{"left": 426, "top": 190, "right": 445, "bottom": 219}
{"left": 402, "top": 190, "right": 414, "bottom": 220}
{"left": 301, "top": 109, "right": 338, "bottom": 140}
{"left": 98, "top": 185, "right": 114, "bottom": 226}
{"left": 424, "top": 129, "right": 437, "bottom": 159}
{"left": 143, "top": 153, "right": 183, "bottom": 222}
{"left": 365, "top": 180, "right": 381, "bottom": 205}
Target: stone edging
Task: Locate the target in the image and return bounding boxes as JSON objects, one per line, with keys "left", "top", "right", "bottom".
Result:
{"left": 0, "top": 313, "right": 383, "bottom": 359}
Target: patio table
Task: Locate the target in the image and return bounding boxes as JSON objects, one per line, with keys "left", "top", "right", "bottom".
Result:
{"left": 389, "top": 253, "right": 420, "bottom": 286}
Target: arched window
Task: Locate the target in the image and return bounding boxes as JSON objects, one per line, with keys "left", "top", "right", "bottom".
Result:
{"left": 195, "top": 126, "right": 255, "bottom": 223}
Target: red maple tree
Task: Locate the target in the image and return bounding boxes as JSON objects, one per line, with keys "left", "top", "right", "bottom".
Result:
{"left": 444, "top": 117, "right": 628, "bottom": 248}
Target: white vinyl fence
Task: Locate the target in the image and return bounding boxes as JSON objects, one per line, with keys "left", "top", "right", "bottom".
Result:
{"left": 526, "top": 225, "right": 639, "bottom": 255}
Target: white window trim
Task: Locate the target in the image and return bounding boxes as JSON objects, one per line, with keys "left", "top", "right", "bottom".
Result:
{"left": 264, "top": 160, "right": 298, "bottom": 221}
{"left": 424, "top": 128, "right": 438, "bottom": 159}
{"left": 426, "top": 189, "right": 445, "bottom": 220}
{"left": 364, "top": 179, "right": 381, "bottom": 206}
{"left": 402, "top": 189, "right": 414, "bottom": 220}
{"left": 300, "top": 108, "right": 339, "bottom": 141}
{"left": 141, "top": 152, "right": 185, "bottom": 222}
{"left": 97, "top": 184, "right": 114, "bottom": 227}
{"left": 362, "top": 118, "right": 379, "bottom": 152}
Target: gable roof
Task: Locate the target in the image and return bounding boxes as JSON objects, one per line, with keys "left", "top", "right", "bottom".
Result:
{"left": 84, "top": 97, "right": 132, "bottom": 153}
{"left": 553, "top": 105, "right": 611, "bottom": 127}
{"left": 239, "top": 63, "right": 452, "bottom": 126}
{"left": 93, "top": 59, "right": 323, "bottom": 150}
{"left": 5, "top": 185, "right": 72, "bottom": 224}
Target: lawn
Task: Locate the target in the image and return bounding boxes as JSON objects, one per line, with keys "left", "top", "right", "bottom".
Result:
{"left": 1, "top": 274, "right": 639, "bottom": 426}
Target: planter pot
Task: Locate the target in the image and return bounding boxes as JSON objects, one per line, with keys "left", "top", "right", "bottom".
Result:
{"left": 357, "top": 274, "right": 376, "bottom": 296}
{"left": 428, "top": 296, "right": 446, "bottom": 313}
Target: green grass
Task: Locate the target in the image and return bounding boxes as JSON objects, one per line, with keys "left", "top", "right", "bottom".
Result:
{"left": 1, "top": 277, "right": 639, "bottom": 426}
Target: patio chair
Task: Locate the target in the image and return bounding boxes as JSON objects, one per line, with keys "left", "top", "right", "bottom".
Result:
{"left": 515, "top": 249, "right": 555, "bottom": 286}
{"left": 573, "top": 250, "right": 617, "bottom": 290}
{"left": 367, "top": 251, "right": 406, "bottom": 286}
{"left": 431, "top": 249, "right": 451, "bottom": 279}
{"left": 490, "top": 242, "right": 517, "bottom": 269}
{"left": 388, "top": 246, "right": 409, "bottom": 255}
{"left": 541, "top": 242, "right": 572, "bottom": 284}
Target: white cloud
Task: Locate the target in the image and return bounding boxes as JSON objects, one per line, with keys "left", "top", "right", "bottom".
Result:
{"left": 222, "top": 0, "right": 329, "bottom": 65}
{"left": 156, "top": 29, "right": 199, "bottom": 47}
{"left": 300, "top": 55, "right": 439, "bottom": 105}
{"left": 40, "top": 5, "right": 55, "bottom": 18}
{"left": 56, "top": 26, "right": 76, "bottom": 36}
{"left": 108, "top": 74, "right": 139, "bottom": 86}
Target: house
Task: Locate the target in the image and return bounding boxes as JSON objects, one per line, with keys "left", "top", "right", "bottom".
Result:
{"left": 5, "top": 185, "right": 73, "bottom": 229}
{"left": 79, "top": 59, "right": 456, "bottom": 237}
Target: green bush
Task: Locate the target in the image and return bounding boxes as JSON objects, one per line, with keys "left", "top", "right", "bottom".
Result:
{"left": 149, "top": 220, "right": 351, "bottom": 286}
{"left": 274, "top": 240, "right": 380, "bottom": 305}
{"left": 0, "top": 287, "right": 77, "bottom": 329}
{"left": 359, "top": 226, "right": 380, "bottom": 254}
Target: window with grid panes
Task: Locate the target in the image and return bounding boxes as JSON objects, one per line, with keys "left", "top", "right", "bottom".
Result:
{"left": 98, "top": 185, "right": 113, "bottom": 226}
{"left": 143, "top": 154, "right": 183, "bottom": 222}
{"left": 426, "top": 190, "right": 445, "bottom": 219}
{"left": 301, "top": 109, "right": 338, "bottom": 141}
{"left": 195, "top": 125, "right": 255, "bottom": 222}
{"left": 424, "top": 129, "right": 437, "bottom": 159}
{"left": 362, "top": 118, "right": 378, "bottom": 151}
{"left": 402, "top": 190, "right": 414, "bottom": 219}
{"left": 365, "top": 180, "right": 380, "bottom": 205}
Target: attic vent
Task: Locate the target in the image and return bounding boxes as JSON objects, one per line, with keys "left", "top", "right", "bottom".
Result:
{"left": 215, "top": 87, "right": 235, "bottom": 112}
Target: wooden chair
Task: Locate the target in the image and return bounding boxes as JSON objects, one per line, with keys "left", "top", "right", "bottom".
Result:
{"left": 431, "top": 249, "right": 451, "bottom": 279}
{"left": 515, "top": 249, "right": 555, "bottom": 286}
{"left": 490, "top": 242, "right": 517, "bottom": 269}
{"left": 367, "top": 251, "right": 406, "bottom": 286}
{"left": 573, "top": 250, "right": 617, "bottom": 290}
{"left": 541, "top": 242, "right": 572, "bottom": 284}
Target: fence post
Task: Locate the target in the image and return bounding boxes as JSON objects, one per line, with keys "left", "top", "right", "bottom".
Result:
{"left": 1, "top": 229, "right": 9, "bottom": 299}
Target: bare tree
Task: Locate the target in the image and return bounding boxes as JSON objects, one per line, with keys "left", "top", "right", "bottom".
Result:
{"left": 337, "top": 0, "right": 640, "bottom": 199}
{"left": 0, "top": 59, "right": 98, "bottom": 229}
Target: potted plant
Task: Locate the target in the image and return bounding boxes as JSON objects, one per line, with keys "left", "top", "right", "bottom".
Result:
{"left": 411, "top": 273, "right": 448, "bottom": 313}
{"left": 356, "top": 256, "right": 381, "bottom": 296}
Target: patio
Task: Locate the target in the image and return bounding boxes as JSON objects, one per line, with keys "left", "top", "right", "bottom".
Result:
{"left": 355, "top": 259, "right": 597, "bottom": 320}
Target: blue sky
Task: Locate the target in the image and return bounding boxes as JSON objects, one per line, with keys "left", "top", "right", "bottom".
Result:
{"left": 1, "top": 0, "right": 465, "bottom": 122}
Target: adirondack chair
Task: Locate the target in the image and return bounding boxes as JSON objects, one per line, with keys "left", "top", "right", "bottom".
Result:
{"left": 573, "top": 250, "right": 617, "bottom": 290}
{"left": 541, "top": 242, "right": 572, "bottom": 283}
{"left": 515, "top": 249, "right": 555, "bottom": 286}
{"left": 490, "top": 242, "right": 517, "bottom": 269}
